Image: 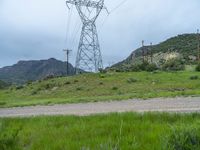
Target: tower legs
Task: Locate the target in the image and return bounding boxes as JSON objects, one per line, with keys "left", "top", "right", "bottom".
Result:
{"left": 75, "top": 22, "right": 103, "bottom": 74}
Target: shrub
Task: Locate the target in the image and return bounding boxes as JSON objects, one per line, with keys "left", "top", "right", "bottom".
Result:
{"left": 146, "top": 63, "right": 158, "bottom": 72}
{"left": 99, "top": 69, "right": 107, "bottom": 73}
{"left": 42, "top": 83, "right": 55, "bottom": 90}
{"left": 162, "top": 59, "right": 185, "bottom": 71}
{"left": 112, "top": 86, "right": 118, "bottom": 90}
{"left": 64, "top": 81, "right": 71, "bottom": 85}
{"left": 196, "top": 63, "right": 200, "bottom": 72}
{"left": 99, "top": 74, "right": 106, "bottom": 78}
{"left": 99, "top": 82, "right": 104, "bottom": 85}
{"left": 130, "top": 65, "right": 141, "bottom": 72}
{"left": 74, "top": 79, "right": 79, "bottom": 83}
{"left": 127, "top": 78, "right": 138, "bottom": 83}
{"left": 0, "top": 102, "right": 6, "bottom": 106}
{"left": 43, "top": 75, "right": 56, "bottom": 81}
{"left": 166, "top": 127, "right": 200, "bottom": 150}
{"left": 190, "top": 76, "right": 199, "bottom": 80}
{"left": 15, "top": 85, "right": 24, "bottom": 90}
{"left": 31, "top": 90, "right": 38, "bottom": 95}
{"left": 26, "top": 80, "right": 33, "bottom": 85}
{"left": 76, "top": 87, "right": 83, "bottom": 91}
{"left": 130, "top": 62, "right": 158, "bottom": 72}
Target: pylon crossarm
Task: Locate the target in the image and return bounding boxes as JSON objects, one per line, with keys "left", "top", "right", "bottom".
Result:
{"left": 66, "top": 0, "right": 104, "bottom": 9}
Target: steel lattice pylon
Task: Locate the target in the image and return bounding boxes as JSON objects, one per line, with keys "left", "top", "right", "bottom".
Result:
{"left": 66, "top": 0, "right": 106, "bottom": 73}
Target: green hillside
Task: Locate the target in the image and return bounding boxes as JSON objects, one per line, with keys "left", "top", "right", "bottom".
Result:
{"left": 0, "top": 71, "right": 200, "bottom": 107}
{"left": 112, "top": 34, "right": 199, "bottom": 69}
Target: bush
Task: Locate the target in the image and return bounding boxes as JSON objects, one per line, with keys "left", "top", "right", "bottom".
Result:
{"left": 166, "top": 127, "right": 200, "bottom": 150}
{"left": 31, "top": 90, "right": 38, "bottom": 95}
{"left": 196, "top": 63, "right": 200, "bottom": 72}
{"left": 26, "top": 80, "right": 33, "bottom": 85}
{"left": 190, "top": 76, "right": 199, "bottom": 80}
{"left": 76, "top": 87, "right": 83, "bottom": 91}
{"left": 42, "top": 83, "right": 55, "bottom": 90}
{"left": 130, "top": 62, "right": 158, "bottom": 72}
{"left": 64, "top": 81, "right": 71, "bottom": 85}
{"left": 112, "top": 86, "right": 118, "bottom": 90}
{"left": 99, "top": 74, "right": 106, "bottom": 78}
{"left": 15, "top": 85, "right": 24, "bottom": 90}
{"left": 99, "top": 69, "right": 107, "bottom": 74}
{"left": 99, "top": 82, "right": 104, "bottom": 85}
{"left": 127, "top": 78, "right": 138, "bottom": 83}
{"left": 162, "top": 59, "right": 185, "bottom": 71}
{"left": 146, "top": 63, "right": 158, "bottom": 72}
{"left": 74, "top": 79, "right": 79, "bottom": 83}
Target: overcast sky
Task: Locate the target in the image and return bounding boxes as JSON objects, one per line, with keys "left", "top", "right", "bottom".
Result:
{"left": 0, "top": 0, "right": 200, "bottom": 68}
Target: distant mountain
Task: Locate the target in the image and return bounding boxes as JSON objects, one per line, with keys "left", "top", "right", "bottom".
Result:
{"left": 0, "top": 58, "right": 76, "bottom": 84}
{"left": 111, "top": 33, "right": 199, "bottom": 69}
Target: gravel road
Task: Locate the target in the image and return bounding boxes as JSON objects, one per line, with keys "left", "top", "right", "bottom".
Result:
{"left": 0, "top": 97, "right": 200, "bottom": 117}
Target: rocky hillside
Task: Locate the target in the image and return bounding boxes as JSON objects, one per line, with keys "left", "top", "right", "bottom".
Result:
{"left": 112, "top": 33, "right": 199, "bottom": 68}
{"left": 0, "top": 58, "right": 76, "bottom": 84}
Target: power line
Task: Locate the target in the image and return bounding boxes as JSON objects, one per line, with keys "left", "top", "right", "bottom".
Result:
{"left": 65, "top": 5, "right": 73, "bottom": 48}
{"left": 109, "top": 0, "right": 129, "bottom": 14}
{"left": 98, "top": 0, "right": 129, "bottom": 33}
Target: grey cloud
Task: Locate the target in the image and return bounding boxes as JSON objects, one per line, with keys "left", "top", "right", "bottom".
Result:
{"left": 0, "top": 0, "right": 200, "bottom": 68}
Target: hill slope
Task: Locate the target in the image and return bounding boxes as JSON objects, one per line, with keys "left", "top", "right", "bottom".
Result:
{"left": 0, "top": 58, "right": 75, "bottom": 84}
{"left": 112, "top": 33, "right": 199, "bottom": 68}
{"left": 1, "top": 71, "right": 200, "bottom": 108}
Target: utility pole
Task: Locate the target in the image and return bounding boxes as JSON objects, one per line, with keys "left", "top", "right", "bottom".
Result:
{"left": 66, "top": 0, "right": 108, "bottom": 74}
{"left": 197, "top": 29, "right": 200, "bottom": 62}
{"left": 63, "top": 49, "right": 72, "bottom": 75}
{"left": 142, "top": 40, "right": 145, "bottom": 63}
{"left": 150, "top": 42, "right": 153, "bottom": 63}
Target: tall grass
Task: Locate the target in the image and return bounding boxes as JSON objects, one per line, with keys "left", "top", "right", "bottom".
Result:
{"left": 0, "top": 113, "right": 200, "bottom": 150}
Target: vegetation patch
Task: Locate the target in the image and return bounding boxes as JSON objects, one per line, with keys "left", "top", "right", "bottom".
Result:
{"left": 1, "top": 71, "right": 200, "bottom": 108}
{"left": 190, "top": 76, "right": 199, "bottom": 80}
{"left": 196, "top": 63, "right": 200, "bottom": 72}
{"left": 0, "top": 113, "right": 200, "bottom": 149}
{"left": 112, "top": 86, "right": 118, "bottom": 90}
{"left": 162, "top": 58, "right": 185, "bottom": 71}
{"left": 165, "top": 127, "right": 200, "bottom": 150}
{"left": 127, "top": 78, "right": 138, "bottom": 83}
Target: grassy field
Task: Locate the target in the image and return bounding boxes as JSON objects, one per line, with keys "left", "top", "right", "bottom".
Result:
{"left": 0, "top": 71, "right": 200, "bottom": 108}
{"left": 1, "top": 113, "right": 200, "bottom": 150}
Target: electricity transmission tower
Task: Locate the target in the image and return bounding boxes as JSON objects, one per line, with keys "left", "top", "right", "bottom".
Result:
{"left": 66, "top": 0, "right": 108, "bottom": 74}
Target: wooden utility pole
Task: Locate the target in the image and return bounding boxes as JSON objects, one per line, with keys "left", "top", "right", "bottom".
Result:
{"left": 150, "top": 42, "right": 153, "bottom": 63}
{"left": 142, "top": 40, "right": 145, "bottom": 63}
{"left": 197, "top": 29, "right": 200, "bottom": 62}
{"left": 63, "top": 49, "right": 72, "bottom": 75}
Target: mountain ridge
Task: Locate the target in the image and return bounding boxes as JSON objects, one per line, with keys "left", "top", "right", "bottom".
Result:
{"left": 111, "top": 33, "right": 199, "bottom": 69}
{"left": 0, "top": 58, "right": 76, "bottom": 84}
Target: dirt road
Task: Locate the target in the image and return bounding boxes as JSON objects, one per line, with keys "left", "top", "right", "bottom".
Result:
{"left": 0, "top": 97, "right": 200, "bottom": 117}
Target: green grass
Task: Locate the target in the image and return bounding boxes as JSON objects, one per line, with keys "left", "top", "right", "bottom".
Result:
{"left": 1, "top": 113, "right": 200, "bottom": 150}
{"left": 0, "top": 71, "right": 200, "bottom": 108}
